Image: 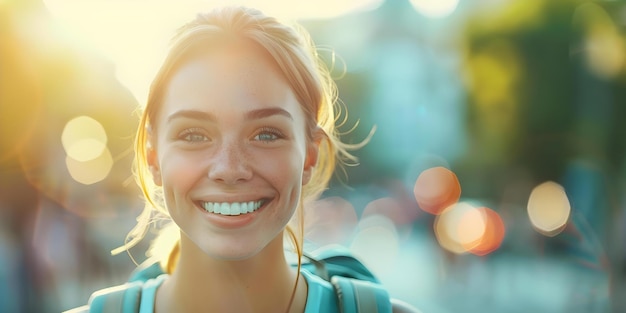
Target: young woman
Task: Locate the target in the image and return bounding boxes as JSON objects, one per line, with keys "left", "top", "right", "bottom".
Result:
{"left": 68, "top": 6, "right": 418, "bottom": 313}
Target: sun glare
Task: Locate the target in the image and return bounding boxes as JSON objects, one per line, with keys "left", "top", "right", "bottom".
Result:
{"left": 42, "top": 0, "right": 383, "bottom": 105}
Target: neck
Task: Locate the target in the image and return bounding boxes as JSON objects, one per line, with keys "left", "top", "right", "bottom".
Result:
{"left": 156, "top": 233, "right": 306, "bottom": 313}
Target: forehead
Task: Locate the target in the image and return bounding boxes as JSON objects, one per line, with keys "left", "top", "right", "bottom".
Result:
{"left": 158, "top": 41, "right": 304, "bottom": 123}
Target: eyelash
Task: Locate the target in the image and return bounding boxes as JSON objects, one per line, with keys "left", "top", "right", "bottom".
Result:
{"left": 178, "top": 128, "right": 208, "bottom": 142}
{"left": 176, "top": 127, "right": 285, "bottom": 143}
{"left": 254, "top": 127, "right": 285, "bottom": 142}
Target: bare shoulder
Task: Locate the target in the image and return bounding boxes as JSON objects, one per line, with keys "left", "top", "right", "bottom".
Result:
{"left": 392, "top": 298, "right": 422, "bottom": 313}
{"left": 62, "top": 305, "right": 89, "bottom": 313}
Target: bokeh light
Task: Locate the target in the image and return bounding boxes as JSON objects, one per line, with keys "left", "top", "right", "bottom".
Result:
{"left": 362, "top": 196, "right": 419, "bottom": 227}
{"left": 435, "top": 203, "right": 507, "bottom": 255}
{"left": 61, "top": 115, "right": 107, "bottom": 162}
{"left": 457, "top": 205, "right": 486, "bottom": 250}
{"left": 527, "top": 181, "right": 571, "bottom": 237}
{"left": 465, "top": 39, "right": 521, "bottom": 115}
{"left": 65, "top": 146, "right": 113, "bottom": 185}
{"left": 350, "top": 215, "right": 399, "bottom": 276}
{"left": 305, "top": 196, "right": 358, "bottom": 246}
{"left": 410, "top": 0, "right": 459, "bottom": 18}
{"left": 413, "top": 166, "right": 461, "bottom": 215}
{"left": 434, "top": 202, "right": 481, "bottom": 254}
{"left": 573, "top": 2, "right": 625, "bottom": 79}
{"left": 468, "top": 207, "right": 506, "bottom": 256}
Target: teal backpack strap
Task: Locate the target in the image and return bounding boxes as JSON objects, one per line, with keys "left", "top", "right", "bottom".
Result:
{"left": 331, "top": 276, "right": 392, "bottom": 313}
{"left": 88, "top": 260, "right": 165, "bottom": 313}
{"left": 301, "top": 244, "right": 393, "bottom": 313}
{"left": 88, "top": 281, "right": 142, "bottom": 313}
{"left": 303, "top": 244, "right": 380, "bottom": 283}
{"left": 128, "top": 260, "right": 165, "bottom": 282}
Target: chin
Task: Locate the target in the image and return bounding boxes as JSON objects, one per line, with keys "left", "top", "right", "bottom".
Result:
{"left": 193, "top": 236, "right": 273, "bottom": 262}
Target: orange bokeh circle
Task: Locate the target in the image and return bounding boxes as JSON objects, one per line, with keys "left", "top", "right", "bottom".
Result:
{"left": 413, "top": 166, "right": 461, "bottom": 215}
{"left": 467, "top": 207, "right": 506, "bottom": 256}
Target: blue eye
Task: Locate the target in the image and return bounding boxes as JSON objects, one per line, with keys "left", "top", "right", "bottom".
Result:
{"left": 254, "top": 128, "right": 284, "bottom": 142}
{"left": 179, "top": 129, "right": 208, "bottom": 142}
{"left": 256, "top": 132, "right": 278, "bottom": 141}
{"left": 185, "top": 133, "right": 207, "bottom": 142}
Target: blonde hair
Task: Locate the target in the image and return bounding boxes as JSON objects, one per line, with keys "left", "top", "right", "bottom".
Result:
{"left": 113, "top": 6, "right": 365, "bottom": 273}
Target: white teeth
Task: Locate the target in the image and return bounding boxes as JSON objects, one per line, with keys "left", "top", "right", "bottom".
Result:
{"left": 202, "top": 201, "right": 264, "bottom": 216}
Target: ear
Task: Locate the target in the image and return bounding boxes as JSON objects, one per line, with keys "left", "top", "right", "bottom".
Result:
{"left": 302, "top": 127, "right": 323, "bottom": 185}
{"left": 147, "top": 139, "right": 162, "bottom": 187}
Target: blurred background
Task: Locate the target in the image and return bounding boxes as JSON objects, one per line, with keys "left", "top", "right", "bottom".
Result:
{"left": 1, "top": 0, "right": 624, "bottom": 312}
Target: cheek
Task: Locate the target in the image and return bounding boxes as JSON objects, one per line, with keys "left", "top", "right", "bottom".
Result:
{"left": 258, "top": 148, "right": 305, "bottom": 184}
{"left": 159, "top": 151, "right": 205, "bottom": 195}
{"left": 263, "top": 149, "right": 306, "bottom": 217}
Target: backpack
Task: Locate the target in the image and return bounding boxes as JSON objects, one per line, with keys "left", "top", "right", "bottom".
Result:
{"left": 87, "top": 245, "right": 392, "bottom": 313}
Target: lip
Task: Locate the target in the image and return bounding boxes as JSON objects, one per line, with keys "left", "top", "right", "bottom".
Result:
{"left": 194, "top": 199, "right": 270, "bottom": 229}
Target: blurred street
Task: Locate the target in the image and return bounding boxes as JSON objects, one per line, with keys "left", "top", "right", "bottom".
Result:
{"left": 1, "top": 0, "right": 624, "bottom": 312}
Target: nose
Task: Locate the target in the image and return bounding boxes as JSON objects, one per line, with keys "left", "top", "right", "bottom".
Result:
{"left": 207, "top": 142, "right": 253, "bottom": 184}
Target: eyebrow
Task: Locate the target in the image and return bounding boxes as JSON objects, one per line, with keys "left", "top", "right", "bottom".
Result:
{"left": 167, "top": 107, "right": 293, "bottom": 123}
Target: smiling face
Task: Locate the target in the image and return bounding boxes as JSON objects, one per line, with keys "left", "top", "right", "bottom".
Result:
{"left": 148, "top": 40, "right": 319, "bottom": 260}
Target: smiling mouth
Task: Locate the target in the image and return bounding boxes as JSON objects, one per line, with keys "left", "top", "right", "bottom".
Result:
{"left": 199, "top": 200, "right": 267, "bottom": 216}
